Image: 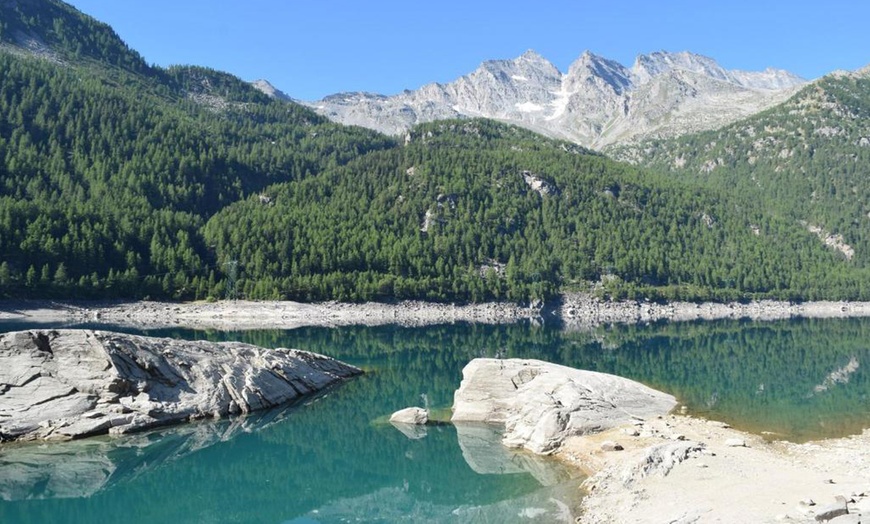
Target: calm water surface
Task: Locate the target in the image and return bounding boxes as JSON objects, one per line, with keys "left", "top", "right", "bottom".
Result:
{"left": 2, "top": 317, "right": 870, "bottom": 523}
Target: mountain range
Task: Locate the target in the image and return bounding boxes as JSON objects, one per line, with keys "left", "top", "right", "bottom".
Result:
{"left": 1, "top": 0, "right": 869, "bottom": 304}
{"left": 289, "top": 50, "right": 806, "bottom": 149}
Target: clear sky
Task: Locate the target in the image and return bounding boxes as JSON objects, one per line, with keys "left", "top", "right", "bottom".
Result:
{"left": 66, "top": 0, "right": 870, "bottom": 101}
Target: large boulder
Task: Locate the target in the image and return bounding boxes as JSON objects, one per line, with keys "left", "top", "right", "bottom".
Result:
{"left": 0, "top": 329, "right": 362, "bottom": 441}
{"left": 451, "top": 358, "right": 677, "bottom": 454}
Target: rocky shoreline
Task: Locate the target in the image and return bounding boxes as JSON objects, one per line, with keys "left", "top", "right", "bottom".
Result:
{"left": 449, "top": 358, "right": 870, "bottom": 523}
{"left": 5, "top": 299, "right": 870, "bottom": 522}
{"left": 3, "top": 294, "right": 870, "bottom": 331}
{"left": 0, "top": 329, "right": 361, "bottom": 441}
{"left": 564, "top": 415, "right": 870, "bottom": 523}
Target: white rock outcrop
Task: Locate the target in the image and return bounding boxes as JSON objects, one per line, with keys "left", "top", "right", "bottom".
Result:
{"left": 451, "top": 358, "right": 677, "bottom": 454}
{"left": 389, "top": 407, "right": 428, "bottom": 425}
{"left": 0, "top": 330, "right": 361, "bottom": 441}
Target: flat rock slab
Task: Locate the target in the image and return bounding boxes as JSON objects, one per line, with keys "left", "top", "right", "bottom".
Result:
{"left": 452, "top": 358, "right": 677, "bottom": 454}
{"left": 0, "top": 329, "right": 362, "bottom": 441}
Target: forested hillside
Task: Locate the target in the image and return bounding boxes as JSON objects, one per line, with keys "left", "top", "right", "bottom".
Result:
{"left": 204, "top": 119, "right": 870, "bottom": 302}
{"left": 1, "top": 0, "right": 869, "bottom": 303}
{"left": 614, "top": 70, "right": 870, "bottom": 269}
{"left": 0, "top": 1, "right": 394, "bottom": 299}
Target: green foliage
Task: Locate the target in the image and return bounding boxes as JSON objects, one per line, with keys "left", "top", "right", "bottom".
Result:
{"left": 0, "top": 0, "right": 151, "bottom": 74}
{"left": 1, "top": 0, "right": 869, "bottom": 302}
{"left": 614, "top": 74, "right": 870, "bottom": 269}
{"left": 204, "top": 118, "right": 870, "bottom": 302}
{"left": 0, "top": 50, "right": 392, "bottom": 299}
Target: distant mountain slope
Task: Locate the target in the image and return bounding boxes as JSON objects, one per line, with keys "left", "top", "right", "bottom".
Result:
{"left": 203, "top": 119, "right": 868, "bottom": 303}
{"left": 614, "top": 68, "right": 870, "bottom": 267}
{"left": 0, "top": 0, "right": 150, "bottom": 73}
{"left": 303, "top": 50, "right": 806, "bottom": 149}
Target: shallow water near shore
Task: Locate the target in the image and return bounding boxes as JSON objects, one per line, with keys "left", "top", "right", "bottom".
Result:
{"left": 2, "top": 317, "right": 870, "bottom": 522}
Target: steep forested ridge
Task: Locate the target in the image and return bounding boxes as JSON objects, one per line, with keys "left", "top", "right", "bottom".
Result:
{"left": 1, "top": 0, "right": 869, "bottom": 303}
{"left": 0, "top": 0, "right": 394, "bottom": 299}
{"left": 615, "top": 71, "right": 870, "bottom": 269}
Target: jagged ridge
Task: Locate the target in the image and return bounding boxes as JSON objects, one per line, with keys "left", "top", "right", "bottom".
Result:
{"left": 301, "top": 49, "right": 806, "bottom": 149}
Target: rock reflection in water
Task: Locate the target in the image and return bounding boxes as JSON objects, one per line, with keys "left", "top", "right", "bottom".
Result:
{"left": 290, "top": 423, "right": 583, "bottom": 523}
{"left": 0, "top": 406, "right": 292, "bottom": 501}
{"left": 454, "top": 422, "right": 577, "bottom": 486}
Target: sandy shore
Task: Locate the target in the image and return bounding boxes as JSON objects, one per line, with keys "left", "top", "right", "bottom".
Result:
{"left": 562, "top": 415, "right": 870, "bottom": 523}
{"left": 4, "top": 295, "right": 870, "bottom": 331}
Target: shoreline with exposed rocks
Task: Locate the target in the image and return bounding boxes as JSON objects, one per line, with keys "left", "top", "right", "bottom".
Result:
{"left": 3, "top": 294, "right": 870, "bottom": 331}
{"left": 4, "top": 299, "right": 870, "bottom": 521}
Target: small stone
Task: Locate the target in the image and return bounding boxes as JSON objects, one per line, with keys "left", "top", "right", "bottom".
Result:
{"left": 814, "top": 500, "right": 849, "bottom": 521}
{"left": 725, "top": 438, "right": 747, "bottom": 447}
{"left": 389, "top": 407, "right": 429, "bottom": 425}
{"left": 826, "top": 514, "right": 861, "bottom": 524}
{"left": 601, "top": 441, "right": 624, "bottom": 452}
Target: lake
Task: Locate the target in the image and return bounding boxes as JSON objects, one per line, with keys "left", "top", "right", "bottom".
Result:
{"left": 2, "top": 316, "right": 870, "bottom": 523}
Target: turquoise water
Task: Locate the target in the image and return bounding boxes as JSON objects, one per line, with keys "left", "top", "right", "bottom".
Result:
{"left": 2, "top": 317, "right": 870, "bottom": 522}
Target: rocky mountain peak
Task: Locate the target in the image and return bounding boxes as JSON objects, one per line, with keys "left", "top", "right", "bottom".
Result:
{"left": 251, "top": 79, "right": 293, "bottom": 101}
{"left": 477, "top": 49, "right": 561, "bottom": 81}
{"left": 517, "top": 48, "right": 550, "bottom": 64}
{"left": 306, "top": 49, "right": 808, "bottom": 150}
{"left": 566, "top": 50, "right": 633, "bottom": 94}
{"left": 632, "top": 51, "right": 730, "bottom": 84}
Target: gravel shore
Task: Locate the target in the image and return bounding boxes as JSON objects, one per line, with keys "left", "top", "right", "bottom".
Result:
{"left": 564, "top": 415, "right": 870, "bottom": 523}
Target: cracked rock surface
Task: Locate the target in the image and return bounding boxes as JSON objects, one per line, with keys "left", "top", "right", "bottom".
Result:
{"left": 0, "top": 329, "right": 361, "bottom": 441}
{"left": 451, "top": 358, "right": 677, "bottom": 454}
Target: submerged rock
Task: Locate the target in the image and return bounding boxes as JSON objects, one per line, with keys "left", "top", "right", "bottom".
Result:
{"left": 451, "top": 358, "right": 677, "bottom": 454}
{"left": 0, "top": 329, "right": 362, "bottom": 441}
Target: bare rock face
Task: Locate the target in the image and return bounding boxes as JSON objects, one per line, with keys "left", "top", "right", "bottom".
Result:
{"left": 305, "top": 49, "right": 805, "bottom": 150}
{"left": 451, "top": 358, "right": 677, "bottom": 454}
{"left": 0, "top": 330, "right": 362, "bottom": 441}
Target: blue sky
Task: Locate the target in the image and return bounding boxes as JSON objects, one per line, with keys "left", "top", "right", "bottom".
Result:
{"left": 67, "top": 0, "right": 870, "bottom": 100}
